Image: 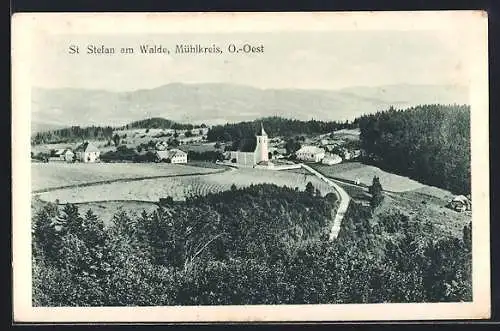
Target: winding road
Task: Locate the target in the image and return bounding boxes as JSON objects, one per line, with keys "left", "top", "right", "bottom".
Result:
{"left": 300, "top": 164, "right": 351, "bottom": 241}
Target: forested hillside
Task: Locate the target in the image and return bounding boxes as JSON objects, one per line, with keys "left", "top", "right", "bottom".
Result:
{"left": 30, "top": 118, "right": 196, "bottom": 145}
{"left": 207, "top": 116, "right": 357, "bottom": 143}
{"left": 31, "top": 126, "right": 114, "bottom": 145}
{"left": 358, "top": 104, "right": 470, "bottom": 194}
{"left": 122, "top": 117, "right": 203, "bottom": 130}
{"left": 32, "top": 184, "right": 471, "bottom": 306}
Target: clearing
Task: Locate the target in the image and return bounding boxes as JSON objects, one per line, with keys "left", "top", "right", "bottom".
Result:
{"left": 312, "top": 162, "right": 470, "bottom": 239}
{"left": 33, "top": 167, "right": 337, "bottom": 224}
{"left": 31, "top": 162, "right": 226, "bottom": 192}
{"left": 35, "top": 168, "right": 335, "bottom": 204}
{"left": 312, "top": 162, "right": 425, "bottom": 192}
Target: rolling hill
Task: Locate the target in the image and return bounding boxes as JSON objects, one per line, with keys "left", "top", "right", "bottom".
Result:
{"left": 31, "top": 83, "right": 468, "bottom": 128}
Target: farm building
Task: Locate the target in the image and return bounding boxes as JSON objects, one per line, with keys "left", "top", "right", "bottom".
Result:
{"left": 230, "top": 123, "right": 271, "bottom": 167}
{"left": 321, "top": 153, "right": 342, "bottom": 165}
{"left": 156, "top": 149, "right": 188, "bottom": 164}
{"left": 295, "top": 146, "right": 326, "bottom": 163}
{"left": 74, "top": 142, "right": 100, "bottom": 163}
{"left": 54, "top": 149, "right": 66, "bottom": 158}
{"left": 447, "top": 195, "right": 472, "bottom": 212}
{"left": 269, "top": 147, "right": 287, "bottom": 159}
{"left": 340, "top": 148, "right": 361, "bottom": 160}
{"left": 155, "top": 141, "right": 168, "bottom": 151}
{"left": 61, "top": 149, "right": 75, "bottom": 162}
{"left": 179, "top": 136, "right": 204, "bottom": 144}
{"left": 191, "top": 127, "right": 209, "bottom": 136}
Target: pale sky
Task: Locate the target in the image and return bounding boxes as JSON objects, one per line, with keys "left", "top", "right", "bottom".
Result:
{"left": 31, "top": 30, "right": 472, "bottom": 91}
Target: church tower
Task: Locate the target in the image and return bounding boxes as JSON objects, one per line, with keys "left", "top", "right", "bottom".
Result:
{"left": 254, "top": 122, "right": 269, "bottom": 163}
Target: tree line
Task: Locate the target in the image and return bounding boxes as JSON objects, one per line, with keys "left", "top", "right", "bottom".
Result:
{"left": 122, "top": 117, "right": 206, "bottom": 130}
{"left": 206, "top": 116, "right": 357, "bottom": 143}
{"left": 31, "top": 126, "right": 114, "bottom": 145}
{"left": 358, "top": 104, "right": 471, "bottom": 195}
{"left": 32, "top": 183, "right": 471, "bottom": 306}
{"left": 31, "top": 118, "right": 201, "bottom": 145}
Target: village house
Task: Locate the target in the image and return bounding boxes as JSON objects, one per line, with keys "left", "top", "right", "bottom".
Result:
{"left": 54, "top": 149, "right": 66, "bottom": 159}
{"left": 155, "top": 140, "right": 168, "bottom": 151}
{"left": 295, "top": 145, "right": 326, "bottom": 163}
{"left": 74, "top": 142, "right": 100, "bottom": 163}
{"left": 62, "top": 149, "right": 75, "bottom": 162}
{"left": 269, "top": 147, "right": 287, "bottom": 159}
{"left": 447, "top": 195, "right": 472, "bottom": 212}
{"left": 179, "top": 135, "right": 204, "bottom": 144}
{"left": 156, "top": 149, "right": 188, "bottom": 164}
{"left": 190, "top": 127, "right": 210, "bottom": 136}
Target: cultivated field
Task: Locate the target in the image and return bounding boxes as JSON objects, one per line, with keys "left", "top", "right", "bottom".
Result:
{"left": 35, "top": 168, "right": 335, "bottom": 204}
{"left": 313, "top": 162, "right": 425, "bottom": 192}
{"left": 332, "top": 128, "right": 360, "bottom": 140}
{"left": 31, "top": 162, "right": 225, "bottom": 192}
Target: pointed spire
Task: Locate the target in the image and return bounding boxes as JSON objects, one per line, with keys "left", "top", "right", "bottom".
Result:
{"left": 260, "top": 122, "right": 267, "bottom": 136}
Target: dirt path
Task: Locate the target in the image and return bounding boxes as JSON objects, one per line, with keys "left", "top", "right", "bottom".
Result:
{"left": 300, "top": 164, "right": 351, "bottom": 241}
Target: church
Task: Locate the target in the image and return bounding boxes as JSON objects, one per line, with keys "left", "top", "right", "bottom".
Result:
{"left": 229, "top": 123, "right": 272, "bottom": 168}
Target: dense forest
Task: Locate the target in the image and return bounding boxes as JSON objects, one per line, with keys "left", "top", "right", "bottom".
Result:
{"left": 31, "top": 126, "right": 114, "bottom": 145}
{"left": 358, "top": 104, "right": 471, "bottom": 195}
{"left": 32, "top": 184, "right": 471, "bottom": 306}
{"left": 32, "top": 116, "right": 356, "bottom": 146}
{"left": 121, "top": 117, "right": 204, "bottom": 130}
{"left": 31, "top": 118, "right": 199, "bottom": 145}
{"left": 206, "top": 116, "right": 357, "bottom": 143}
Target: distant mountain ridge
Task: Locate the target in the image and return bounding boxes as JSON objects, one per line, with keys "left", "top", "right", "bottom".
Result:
{"left": 31, "top": 83, "right": 469, "bottom": 129}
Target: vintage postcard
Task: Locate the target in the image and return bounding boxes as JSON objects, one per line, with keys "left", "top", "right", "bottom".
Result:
{"left": 12, "top": 11, "right": 490, "bottom": 322}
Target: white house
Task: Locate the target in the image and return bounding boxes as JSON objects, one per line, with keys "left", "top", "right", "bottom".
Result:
{"left": 269, "top": 147, "right": 287, "bottom": 159}
{"left": 54, "top": 149, "right": 66, "bottom": 159}
{"left": 156, "top": 149, "right": 188, "bottom": 164}
{"left": 295, "top": 146, "right": 326, "bottom": 163}
{"left": 447, "top": 195, "right": 472, "bottom": 212}
{"left": 74, "top": 142, "right": 100, "bottom": 163}
{"left": 191, "top": 127, "right": 210, "bottom": 136}
{"left": 155, "top": 140, "right": 168, "bottom": 151}
{"left": 62, "top": 149, "right": 75, "bottom": 162}
{"left": 179, "top": 136, "right": 204, "bottom": 144}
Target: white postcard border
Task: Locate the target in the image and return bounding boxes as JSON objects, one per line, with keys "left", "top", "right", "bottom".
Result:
{"left": 12, "top": 11, "right": 490, "bottom": 322}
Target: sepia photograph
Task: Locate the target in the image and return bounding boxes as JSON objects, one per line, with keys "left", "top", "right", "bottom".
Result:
{"left": 12, "top": 11, "right": 490, "bottom": 322}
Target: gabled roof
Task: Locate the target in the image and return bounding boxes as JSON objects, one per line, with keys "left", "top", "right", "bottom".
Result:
{"left": 296, "top": 145, "right": 325, "bottom": 154}
{"left": 156, "top": 149, "right": 187, "bottom": 159}
{"left": 75, "top": 142, "right": 100, "bottom": 153}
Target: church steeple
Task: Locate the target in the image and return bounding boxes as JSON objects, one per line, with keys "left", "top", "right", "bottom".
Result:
{"left": 254, "top": 122, "right": 269, "bottom": 163}
{"left": 260, "top": 122, "right": 267, "bottom": 137}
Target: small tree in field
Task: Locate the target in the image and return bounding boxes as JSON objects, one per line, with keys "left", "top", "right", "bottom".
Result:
{"left": 369, "top": 176, "right": 384, "bottom": 209}
{"left": 112, "top": 134, "right": 120, "bottom": 147}
{"left": 306, "top": 182, "right": 315, "bottom": 195}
